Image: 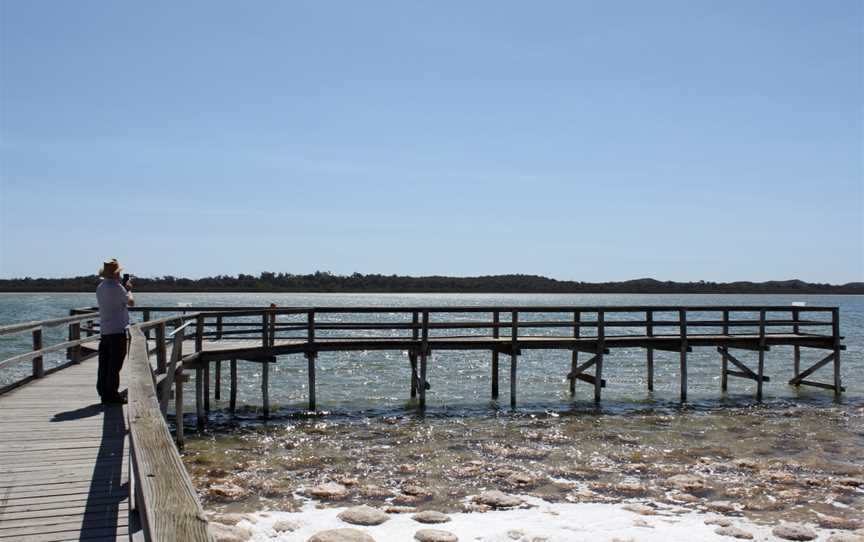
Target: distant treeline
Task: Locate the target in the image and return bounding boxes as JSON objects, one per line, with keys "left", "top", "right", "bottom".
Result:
{"left": 0, "top": 272, "right": 862, "bottom": 294}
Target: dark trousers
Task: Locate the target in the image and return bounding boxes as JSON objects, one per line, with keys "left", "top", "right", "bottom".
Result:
{"left": 97, "top": 333, "right": 127, "bottom": 399}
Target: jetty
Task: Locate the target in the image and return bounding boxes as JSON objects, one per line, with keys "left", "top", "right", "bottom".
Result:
{"left": 0, "top": 304, "right": 847, "bottom": 541}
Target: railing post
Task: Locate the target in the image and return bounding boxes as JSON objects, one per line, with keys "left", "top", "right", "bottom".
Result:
{"left": 679, "top": 309, "right": 687, "bottom": 402}
{"left": 510, "top": 310, "right": 518, "bottom": 408}
{"left": 70, "top": 322, "right": 81, "bottom": 363}
{"left": 570, "top": 311, "right": 580, "bottom": 395}
{"left": 419, "top": 310, "right": 429, "bottom": 409}
{"left": 792, "top": 308, "right": 800, "bottom": 378}
{"left": 155, "top": 323, "right": 167, "bottom": 374}
{"left": 262, "top": 313, "right": 269, "bottom": 347}
{"left": 595, "top": 311, "right": 605, "bottom": 403}
{"left": 646, "top": 310, "right": 653, "bottom": 392}
{"left": 410, "top": 311, "right": 419, "bottom": 399}
{"left": 832, "top": 308, "right": 841, "bottom": 397}
{"left": 757, "top": 309, "right": 766, "bottom": 401}
{"left": 307, "top": 310, "right": 316, "bottom": 411}
{"left": 196, "top": 315, "right": 208, "bottom": 413}
{"left": 216, "top": 315, "right": 223, "bottom": 340}
{"left": 269, "top": 311, "right": 276, "bottom": 347}
{"left": 491, "top": 311, "right": 499, "bottom": 399}
{"left": 195, "top": 315, "right": 204, "bottom": 353}
{"left": 143, "top": 310, "right": 151, "bottom": 339}
{"left": 32, "top": 328, "right": 44, "bottom": 378}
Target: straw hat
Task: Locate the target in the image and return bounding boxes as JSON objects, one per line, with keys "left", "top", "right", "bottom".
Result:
{"left": 99, "top": 259, "right": 123, "bottom": 278}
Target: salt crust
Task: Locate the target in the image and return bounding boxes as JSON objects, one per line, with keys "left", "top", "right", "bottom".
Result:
{"left": 238, "top": 495, "right": 827, "bottom": 542}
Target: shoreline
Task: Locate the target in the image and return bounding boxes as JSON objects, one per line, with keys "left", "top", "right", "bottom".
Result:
{"left": 210, "top": 495, "right": 863, "bottom": 542}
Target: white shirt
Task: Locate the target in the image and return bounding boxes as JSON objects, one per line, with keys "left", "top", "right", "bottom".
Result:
{"left": 97, "top": 279, "right": 131, "bottom": 335}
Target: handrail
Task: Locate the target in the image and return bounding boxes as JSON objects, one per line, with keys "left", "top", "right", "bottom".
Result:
{"left": 127, "top": 325, "right": 212, "bottom": 542}
{"left": 0, "top": 310, "right": 98, "bottom": 336}
{"left": 128, "top": 304, "right": 839, "bottom": 313}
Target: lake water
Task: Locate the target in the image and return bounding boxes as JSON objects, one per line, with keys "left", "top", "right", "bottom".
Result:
{"left": 1, "top": 292, "right": 862, "bottom": 531}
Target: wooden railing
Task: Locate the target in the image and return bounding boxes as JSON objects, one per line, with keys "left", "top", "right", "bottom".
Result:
{"left": 0, "top": 311, "right": 100, "bottom": 392}
{"left": 127, "top": 316, "right": 212, "bottom": 542}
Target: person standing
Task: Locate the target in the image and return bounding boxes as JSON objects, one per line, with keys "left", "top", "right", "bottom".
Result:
{"left": 96, "top": 259, "right": 134, "bottom": 404}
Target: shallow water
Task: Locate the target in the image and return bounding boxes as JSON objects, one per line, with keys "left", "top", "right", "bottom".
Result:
{"left": 2, "top": 292, "right": 862, "bottom": 526}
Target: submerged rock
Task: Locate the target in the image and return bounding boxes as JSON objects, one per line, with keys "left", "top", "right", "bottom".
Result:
{"left": 207, "top": 513, "right": 245, "bottom": 526}
{"left": 412, "top": 511, "right": 451, "bottom": 524}
{"left": 337, "top": 506, "right": 390, "bottom": 526}
{"left": 308, "top": 528, "right": 376, "bottom": 542}
{"left": 705, "top": 517, "right": 733, "bottom": 527}
{"left": 414, "top": 528, "right": 458, "bottom": 542}
{"left": 816, "top": 514, "right": 862, "bottom": 530}
{"left": 472, "top": 490, "right": 523, "bottom": 509}
{"left": 206, "top": 482, "right": 248, "bottom": 500}
{"left": 209, "top": 522, "right": 252, "bottom": 542}
{"left": 706, "top": 500, "right": 736, "bottom": 514}
{"left": 273, "top": 519, "right": 300, "bottom": 532}
{"left": 665, "top": 474, "right": 707, "bottom": 492}
{"left": 621, "top": 503, "right": 656, "bottom": 516}
{"left": 308, "top": 482, "right": 349, "bottom": 500}
{"left": 715, "top": 526, "right": 754, "bottom": 540}
{"left": 827, "top": 533, "right": 864, "bottom": 542}
{"left": 772, "top": 523, "right": 818, "bottom": 541}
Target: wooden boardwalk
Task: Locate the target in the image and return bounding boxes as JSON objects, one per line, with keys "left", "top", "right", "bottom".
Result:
{"left": 0, "top": 356, "right": 132, "bottom": 542}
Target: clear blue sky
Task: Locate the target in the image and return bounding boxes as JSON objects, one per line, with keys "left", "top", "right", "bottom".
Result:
{"left": 1, "top": 1, "right": 861, "bottom": 283}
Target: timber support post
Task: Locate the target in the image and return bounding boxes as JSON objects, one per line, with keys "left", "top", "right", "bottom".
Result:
{"left": 792, "top": 308, "right": 800, "bottom": 378}
{"left": 679, "top": 310, "right": 687, "bottom": 402}
{"left": 32, "top": 328, "right": 43, "bottom": 378}
{"left": 646, "top": 310, "right": 653, "bottom": 392}
{"left": 492, "top": 310, "right": 499, "bottom": 399}
{"left": 262, "top": 359, "right": 270, "bottom": 419}
{"left": 229, "top": 359, "right": 237, "bottom": 414}
{"left": 510, "top": 310, "right": 518, "bottom": 408}
{"left": 757, "top": 309, "right": 766, "bottom": 401}
{"left": 143, "top": 310, "right": 151, "bottom": 339}
{"left": 214, "top": 360, "right": 221, "bottom": 400}
{"left": 721, "top": 310, "right": 729, "bottom": 392}
{"left": 419, "top": 310, "right": 429, "bottom": 409}
{"left": 175, "top": 371, "right": 186, "bottom": 448}
{"left": 196, "top": 315, "right": 208, "bottom": 412}
{"left": 307, "top": 310, "right": 316, "bottom": 411}
{"left": 69, "top": 322, "right": 81, "bottom": 363}
{"left": 570, "top": 311, "right": 580, "bottom": 395}
{"left": 155, "top": 323, "right": 167, "bottom": 374}
{"left": 410, "top": 311, "right": 419, "bottom": 398}
{"left": 595, "top": 311, "right": 605, "bottom": 403}
{"left": 832, "top": 308, "right": 842, "bottom": 397}
{"left": 195, "top": 368, "right": 205, "bottom": 429}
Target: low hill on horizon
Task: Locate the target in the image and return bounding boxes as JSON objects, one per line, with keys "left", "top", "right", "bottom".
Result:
{"left": 0, "top": 273, "right": 861, "bottom": 294}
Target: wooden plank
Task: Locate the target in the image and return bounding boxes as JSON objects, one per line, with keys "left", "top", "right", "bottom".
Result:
{"left": 788, "top": 352, "right": 835, "bottom": 386}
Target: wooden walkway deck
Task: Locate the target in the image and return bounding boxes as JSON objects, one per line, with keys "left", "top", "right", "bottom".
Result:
{"left": 0, "top": 356, "right": 132, "bottom": 542}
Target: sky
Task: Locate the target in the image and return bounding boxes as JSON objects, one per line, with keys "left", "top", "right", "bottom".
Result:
{"left": 0, "top": 1, "right": 861, "bottom": 283}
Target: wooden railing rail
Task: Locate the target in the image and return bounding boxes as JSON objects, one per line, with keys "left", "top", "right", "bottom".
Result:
{"left": 128, "top": 326, "right": 212, "bottom": 542}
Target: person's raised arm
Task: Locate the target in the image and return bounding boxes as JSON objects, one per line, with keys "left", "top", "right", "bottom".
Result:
{"left": 125, "top": 278, "right": 135, "bottom": 307}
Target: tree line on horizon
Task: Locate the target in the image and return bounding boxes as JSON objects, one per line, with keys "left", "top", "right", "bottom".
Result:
{"left": 0, "top": 272, "right": 861, "bottom": 294}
